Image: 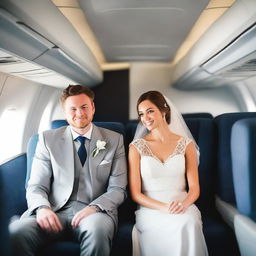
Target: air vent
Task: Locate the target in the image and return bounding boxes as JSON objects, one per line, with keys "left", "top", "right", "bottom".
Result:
{"left": 217, "top": 56, "right": 256, "bottom": 78}
{"left": 0, "top": 49, "right": 22, "bottom": 64}
{"left": 228, "top": 59, "right": 256, "bottom": 72}
{"left": 0, "top": 56, "right": 22, "bottom": 64}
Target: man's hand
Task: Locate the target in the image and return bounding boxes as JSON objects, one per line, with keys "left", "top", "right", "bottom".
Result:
{"left": 71, "top": 206, "right": 98, "bottom": 228}
{"left": 36, "top": 207, "right": 63, "bottom": 233}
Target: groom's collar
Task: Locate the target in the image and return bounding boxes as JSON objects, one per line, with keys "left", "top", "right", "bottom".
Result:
{"left": 70, "top": 123, "right": 93, "bottom": 140}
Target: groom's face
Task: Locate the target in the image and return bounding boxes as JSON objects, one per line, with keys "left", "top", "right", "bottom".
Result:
{"left": 63, "top": 93, "right": 95, "bottom": 132}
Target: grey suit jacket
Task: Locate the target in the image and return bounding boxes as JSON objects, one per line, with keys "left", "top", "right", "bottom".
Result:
{"left": 23, "top": 124, "right": 127, "bottom": 228}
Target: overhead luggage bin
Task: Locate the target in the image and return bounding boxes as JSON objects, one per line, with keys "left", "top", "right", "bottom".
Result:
{"left": 172, "top": 0, "right": 256, "bottom": 89}
{"left": 0, "top": 1, "right": 103, "bottom": 87}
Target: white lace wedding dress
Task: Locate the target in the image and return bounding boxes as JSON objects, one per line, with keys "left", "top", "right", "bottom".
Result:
{"left": 131, "top": 137, "right": 208, "bottom": 256}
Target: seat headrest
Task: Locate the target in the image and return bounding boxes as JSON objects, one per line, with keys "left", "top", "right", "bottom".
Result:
{"left": 51, "top": 120, "right": 68, "bottom": 129}
{"left": 50, "top": 120, "right": 126, "bottom": 136}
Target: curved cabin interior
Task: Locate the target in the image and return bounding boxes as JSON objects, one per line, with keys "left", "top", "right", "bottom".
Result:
{"left": 0, "top": 0, "right": 256, "bottom": 255}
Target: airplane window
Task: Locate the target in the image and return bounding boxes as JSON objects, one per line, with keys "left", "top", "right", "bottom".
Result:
{"left": 0, "top": 108, "right": 23, "bottom": 163}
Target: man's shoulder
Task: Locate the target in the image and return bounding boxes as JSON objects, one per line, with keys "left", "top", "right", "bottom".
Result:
{"left": 41, "top": 126, "right": 68, "bottom": 138}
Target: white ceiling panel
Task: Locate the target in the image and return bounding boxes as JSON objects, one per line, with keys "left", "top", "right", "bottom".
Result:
{"left": 79, "top": 0, "right": 210, "bottom": 62}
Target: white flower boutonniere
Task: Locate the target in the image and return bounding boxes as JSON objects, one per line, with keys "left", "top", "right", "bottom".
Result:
{"left": 92, "top": 140, "right": 106, "bottom": 157}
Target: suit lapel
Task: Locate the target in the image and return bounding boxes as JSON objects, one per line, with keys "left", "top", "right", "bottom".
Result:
{"left": 89, "top": 125, "right": 108, "bottom": 175}
{"left": 59, "top": 126, "right": 75, "bottom": 178}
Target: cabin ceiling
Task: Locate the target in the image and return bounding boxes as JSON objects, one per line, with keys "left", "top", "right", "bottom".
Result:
{"left": 79, "top": 0, "right": 210, "bottom": 62}
{"left": 0, "top": 0, "right": 238, "bottom": 86}
{"left": 52, "top": 0, "right": 236, "bottom": 70}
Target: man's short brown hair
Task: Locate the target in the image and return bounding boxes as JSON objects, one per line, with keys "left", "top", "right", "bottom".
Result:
{"left": 60, "top": 85, "right": 95, "bottom": 105}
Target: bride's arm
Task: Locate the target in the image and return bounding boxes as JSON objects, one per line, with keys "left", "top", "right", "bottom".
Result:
{"left": 128, "top": 144, "right": 170, "bottom": 212}
{"left": 169, "top": 141, "right": 200, "bottom": 214}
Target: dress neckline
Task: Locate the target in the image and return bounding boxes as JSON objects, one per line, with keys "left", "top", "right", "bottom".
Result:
{"left": 141, "top": 137, "right": 183, "bottom": 164}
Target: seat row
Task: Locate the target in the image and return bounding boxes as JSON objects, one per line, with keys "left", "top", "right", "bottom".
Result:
{"left": 1, "top": 112, "right": 256, "bottom": 255}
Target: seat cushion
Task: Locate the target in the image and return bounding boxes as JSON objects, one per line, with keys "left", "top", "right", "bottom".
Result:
{"left": 39, "top": 241, "right": 80, "bottom": 256}
{"left": 203, "top": 215, "right": 239, "bottom": 255}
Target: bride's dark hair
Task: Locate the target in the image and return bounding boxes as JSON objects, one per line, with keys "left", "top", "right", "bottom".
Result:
{"left": 137, "top": 91, "right": 171, "bottom": 124}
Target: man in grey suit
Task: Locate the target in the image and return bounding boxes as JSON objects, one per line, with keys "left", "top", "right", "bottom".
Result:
{"left": 9, "top": 85, "right": 127, "bottom": 256}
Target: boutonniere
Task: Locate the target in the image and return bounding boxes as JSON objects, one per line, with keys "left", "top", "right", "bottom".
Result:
{"left": 92, "top": 140, "right": 106, "bottom": 157}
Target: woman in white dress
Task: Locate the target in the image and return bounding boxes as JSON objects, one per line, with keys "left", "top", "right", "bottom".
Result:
{"left": 128, "top": 91, "right": 208, "bottom": 256}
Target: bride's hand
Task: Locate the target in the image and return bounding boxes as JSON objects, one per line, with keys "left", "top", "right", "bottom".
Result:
{"left": 168, "top": 200, "right": 186, "bottom": 214}
{"left": 161, "top": 203, "right": 173, "bottom": 213}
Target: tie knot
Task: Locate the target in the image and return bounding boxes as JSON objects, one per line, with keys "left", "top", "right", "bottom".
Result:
{"left": 76, "top": 136, "right": 86, "bottom": 144}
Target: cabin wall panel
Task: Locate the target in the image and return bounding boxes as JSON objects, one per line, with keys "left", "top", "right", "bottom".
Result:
{"left": 244, "top": 76, "right": 256, "bottom": 105}
{"left": 129, "top": 63, "right": 240, "bottom": 119}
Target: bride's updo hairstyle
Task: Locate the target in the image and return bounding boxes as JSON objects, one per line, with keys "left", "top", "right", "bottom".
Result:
{"left": 137, "top": 91, "right": 171, "bottom": 124}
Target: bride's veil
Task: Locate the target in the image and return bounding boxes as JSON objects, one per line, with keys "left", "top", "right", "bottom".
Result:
{"left": 133, "top": 95, "right": 200, "bottom": 162}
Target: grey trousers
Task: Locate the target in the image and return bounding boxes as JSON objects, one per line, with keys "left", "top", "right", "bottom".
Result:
{"left": 9, "top": 202, "right": 114, "bottom": 256}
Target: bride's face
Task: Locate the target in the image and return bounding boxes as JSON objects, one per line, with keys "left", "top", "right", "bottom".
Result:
{"left": 138, "top": 100, "right": 164, "bottom": 130}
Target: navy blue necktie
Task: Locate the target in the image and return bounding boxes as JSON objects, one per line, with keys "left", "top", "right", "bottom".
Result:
{"left": 76, "top": 136, "right": 87, "bottom": 166}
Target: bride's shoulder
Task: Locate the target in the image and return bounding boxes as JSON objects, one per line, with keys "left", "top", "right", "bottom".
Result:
{"left": 178, "top": 136, "right": 193, "bottom": 146}
{"left": 130, "top": 138, "right": 149, "bottom": 154}
{"left": 130, "top": 138, "right": 145, "bottom": 147}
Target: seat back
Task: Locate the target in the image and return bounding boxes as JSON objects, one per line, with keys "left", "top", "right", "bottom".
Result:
{"left": 214, "top": 112, "right": 256, "bottom": 205}
{"left": 182, "top": 113, "right": 213, "bottom": 119}
{"left": 51, "top": 120, "right": 126, "bottom": 136}
{"left": 184, "top": 118, "right": 217, "bottom": 216}
{"left": 0, "top": 154, "right": 27, "bottom": 219}
{"left": 0, "top": 170, "right": 10, "bottom": 255}
{"left": 231, "top": 118, "right": 256, "bottom": 221}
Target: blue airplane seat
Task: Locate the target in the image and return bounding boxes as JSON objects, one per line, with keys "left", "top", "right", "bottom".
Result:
{"left": 231, "top": 118, "right": 256, "bottom": 221}
{"left": 0, "top": 154, "right": 27, "bottom": 219}
{"left": 0, "top": 169, "right": 10, "bottom": 255}
{"left": 213, "top": 112, "right": 256, "bottom": 256}
{"left": 51, "top": 119, "right": 126, "bottom": 136}
{"left": 214, "top": 112, "right": 256, "bottom": 206}
{"left": 230, "top": 118, "right": 256, "bottom": 256}
{"left": 182, "top": 112, "right": 213, "bottom": 119}
{"left": 0, "top": 154, "right": 27, "bottom": 255}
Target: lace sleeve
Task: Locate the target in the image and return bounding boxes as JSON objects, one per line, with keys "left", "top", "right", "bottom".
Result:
{"left": 174, "top": 137, "right": 193, "bottom": 156}
{"left": 130, "top": 139, "right": 152, "bottom": 157}
{"left": 184, "top": 137, "right": 197, "bottom": 153}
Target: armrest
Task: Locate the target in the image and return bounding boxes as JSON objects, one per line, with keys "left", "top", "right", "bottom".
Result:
{"left": 234, "top": 214, "right": 256, "bottom": 256}
{"left": 215, "top": 196, "right": 239, "bottom": 229}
